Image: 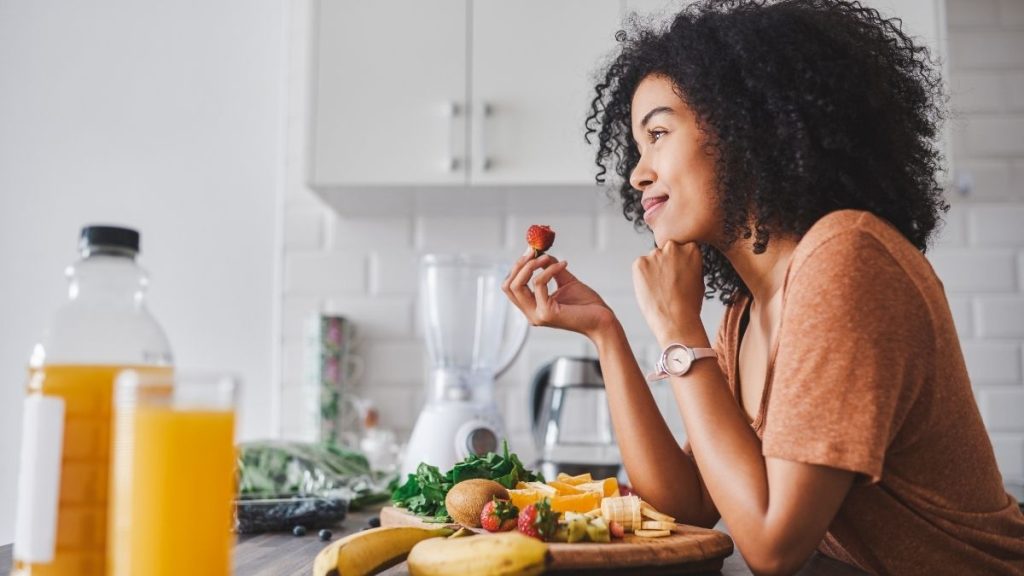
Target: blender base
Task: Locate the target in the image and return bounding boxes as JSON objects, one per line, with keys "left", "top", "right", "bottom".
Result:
{"left": 400, "top": 401, "right": 505, "bottom": 478}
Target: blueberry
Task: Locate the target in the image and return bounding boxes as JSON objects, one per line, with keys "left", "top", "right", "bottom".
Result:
{"left": 318, "top": 529, "right": 333, "bottom": 541}
{"left": 292, "top": 525, "right": 307, "bottom": 537}
{"left": 368, "top": 516, "right": 380, "bottom": 528}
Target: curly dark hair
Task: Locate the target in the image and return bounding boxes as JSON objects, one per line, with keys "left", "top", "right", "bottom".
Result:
{"left": 585, "top": 0, "right": 948, "bottom": 303}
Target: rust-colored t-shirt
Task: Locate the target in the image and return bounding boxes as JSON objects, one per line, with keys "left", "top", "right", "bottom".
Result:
{"left": 713, "top": 210, "right": 1024, "bottom": 575}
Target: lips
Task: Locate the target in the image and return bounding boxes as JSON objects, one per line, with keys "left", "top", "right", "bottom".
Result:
{"left": 641, "top": 195, "right": 668, "bottom": 224}
{"left": 641, "top": 195, "right": 668, "bottom": 211}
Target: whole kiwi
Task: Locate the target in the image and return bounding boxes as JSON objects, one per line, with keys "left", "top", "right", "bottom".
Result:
{"left": 444, "top": 479, "right": 509, "bottom": 528}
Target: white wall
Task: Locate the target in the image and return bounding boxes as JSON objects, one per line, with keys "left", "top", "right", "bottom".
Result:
{"left": 0, "top": 0, "right": 287, "bottom": 545}
{"left": 278, "top": 0, "right": 1024, "bottom": 488}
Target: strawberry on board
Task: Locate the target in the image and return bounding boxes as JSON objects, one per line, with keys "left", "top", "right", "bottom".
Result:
{"left": 517, "top": 498, "right": 558, "bottom": 541}
{"left": 526, "top": 225, "right": 556, "bottom": 258}
{"left": 480, "top": 497, "right": 519, "bottom": 533}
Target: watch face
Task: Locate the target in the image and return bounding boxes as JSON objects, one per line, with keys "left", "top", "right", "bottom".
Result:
{"left": 665, "top": 346, "right": 692, "bottom": 375}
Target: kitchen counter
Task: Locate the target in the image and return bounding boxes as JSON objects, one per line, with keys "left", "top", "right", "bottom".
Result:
{"left": 0, "top": 508, "right": 868, "bottom": 575}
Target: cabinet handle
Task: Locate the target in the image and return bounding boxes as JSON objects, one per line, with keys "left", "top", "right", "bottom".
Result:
{"left": 478, "top": 101, "right": 493, "bottom": 172}
{"left": 442, "top": 101, "right": 461, "bottom": 172}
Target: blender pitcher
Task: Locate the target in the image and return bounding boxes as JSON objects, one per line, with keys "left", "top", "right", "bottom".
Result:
{"left": 400, "top": 254, "right": 529, "bottom": 477}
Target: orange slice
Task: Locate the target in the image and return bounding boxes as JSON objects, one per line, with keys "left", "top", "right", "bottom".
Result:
{"left": 555, "top": 472, "right": 593, "bottom": 486}
{"left": 548, "top": 480, "right": 585, "bottom": 495}
{"left": 551, "top": 492, "right": 603, "bottom": 514}
{"left": 508, "top": 489, "right": 543, "bottom": 511}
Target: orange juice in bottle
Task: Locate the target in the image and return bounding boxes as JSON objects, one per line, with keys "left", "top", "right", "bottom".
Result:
{"left": 14, "top": 226, "right": 173, "bottom": 576}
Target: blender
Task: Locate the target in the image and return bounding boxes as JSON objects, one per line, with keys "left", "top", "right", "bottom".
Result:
{"left": 400, "top": 253, "right": 529, "bottom": 477}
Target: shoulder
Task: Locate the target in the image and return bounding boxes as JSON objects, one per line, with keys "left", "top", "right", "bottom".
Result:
{"left": 788, "top": 209, "right": 917, "bottom": 284}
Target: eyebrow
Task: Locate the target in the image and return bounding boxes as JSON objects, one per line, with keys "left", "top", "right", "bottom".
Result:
{"left": 640, "top": 106, "right": 674, "bottom": 128}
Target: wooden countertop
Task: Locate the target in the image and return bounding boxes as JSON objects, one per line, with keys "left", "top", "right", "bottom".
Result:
{"left": 0, "top": 507, "right": 868, "bottom": 576}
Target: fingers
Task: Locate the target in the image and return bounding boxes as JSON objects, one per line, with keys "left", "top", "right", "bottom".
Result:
{"left": 502, "top": 253, "right": 559, "bottom": 320}
{"left": 533, "top": 260, "right": 569, "bottom": 311}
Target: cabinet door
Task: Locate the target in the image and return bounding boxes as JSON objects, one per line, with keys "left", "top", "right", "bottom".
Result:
{"left": 470, "top": 0, "right": 622, "bottom": 185}
{"left": 312, "top": 0, "right": 468, "bottom": 187}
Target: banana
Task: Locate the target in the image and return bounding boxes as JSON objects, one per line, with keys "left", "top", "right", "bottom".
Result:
{"left": 406, "top": 531, "right": 551, "bottom": 576}
{"left": 312, "top": 526, "right": 453, "bottom": 576}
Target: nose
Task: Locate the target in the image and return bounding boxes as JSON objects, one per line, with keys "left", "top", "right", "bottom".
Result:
{"left": 629, "top": 152, "right": 655, "bottom": 192}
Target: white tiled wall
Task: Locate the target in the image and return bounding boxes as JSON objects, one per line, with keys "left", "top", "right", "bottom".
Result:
{"left": 941, "top": 0, "right": 1024, "bottom": 482}
{"left": 278, "top": 0, "right": 1024, "bottom": 480}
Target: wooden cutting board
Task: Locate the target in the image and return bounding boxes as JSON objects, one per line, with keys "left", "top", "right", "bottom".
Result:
{"left": 380, "top": 506, "right": 734, "bottom": 574}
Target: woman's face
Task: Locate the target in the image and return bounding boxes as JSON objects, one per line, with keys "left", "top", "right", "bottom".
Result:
{"left": 629, "top": 74, "right": 722, "bottom": 248}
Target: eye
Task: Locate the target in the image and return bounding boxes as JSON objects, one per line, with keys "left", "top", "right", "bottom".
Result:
{"left": 647, "top": 128, "right": 667, "bottom": 143}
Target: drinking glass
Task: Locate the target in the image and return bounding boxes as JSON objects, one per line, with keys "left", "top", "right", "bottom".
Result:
{"left": 107, "top": 371, "right": 239, "bottom": 576}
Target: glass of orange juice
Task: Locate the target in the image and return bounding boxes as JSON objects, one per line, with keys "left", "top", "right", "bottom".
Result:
{"left": 107, "top": 371, "right": 238, "bottom": 576}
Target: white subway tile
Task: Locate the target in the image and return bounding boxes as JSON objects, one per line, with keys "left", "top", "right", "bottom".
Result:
{"left": 321, "top": 296, "right": 414, "bottom": 339}
{"left": 282, "top": 296, "right": 324, "bottom": 341}
{"left": 415, "top": 215, "right": 505, "bottom": 251}
{"left": 602, "top": 295, "right": 652, "bottom": 339}
{"left": 990, "top": 434, "right": 1024, "bottom": 480}
{"left": 976, "top": 297, "right": 1024, "bottom": 337}
{"left": 954, "top": 161, "right": 1014, "bottom": 199}
{"left": 948, "top": 0, "right": 999, "bottom": 28}
{"left": 950, "top": 72, "right": 1005, "bottom": 112}
{"left": 997, "top": 0, "right": 1024, "bottom": 26}
{"left": 950, "top": 32, "right": 1024, "bottom": 69}
{"left": 284, "top": 207, "right": 325, "bottom": 250}
{"left": 506, "top": 214, "right": 596, "bottom": 255}
{"left": 1019, "top": 251, "right": 1024, "bottom": 291}
{"left": 363, "top": 340, "right": 426, "bottom": 385}
{"left": 284, "top": 185, "right": 329, "bottom": 209}
{"left": 935, "top": 205, "right": 967, "bottom": 247}
{"left": 968, "top": 205, "right": 1024, "bottom": 245}
{"left": 499, "top": 385, "right": 532, "bottom": 436}
{"left": 965, "top": 117, "right": 1024, "bottom": 156}
{"left": 979, "top": 388, "right": 1024, "bottom": 431}
{"left": 569, "top": 252, "right": 639, "bottom": 296}
{"left": 505, "top": 187, "right": 607, "bottom": 214}
{"left": 370, "top": 250, "right": 419, "bottom": 296}
{"left": 279, "top": 385, "right": 316, "bottom": 442}
{"left": 360, "top": 382, "right": 421, "bottom": 432}
{"left": 286, "top": 252, "right": 366, "bottom": 295}
{"left": 281, "top": 342, "right": 304, "bottom": 388}
{"left": 948, "top": 296, "right": 974, "bottom": 338}
{"left": 1007, "top": 73, "right": 1024, "bottom": 112}
{"left": 522, "top": 332, "right": 592, "bottom": 380}
{"left": 962, "top": 341, "right": 1022, "bottom": 384}
{"left": 331, "top": 216, "right": 413, "bottom": 251}
{"left": 928, "top": 248, "right": 1017, "bottom": 292}
{"left": 597, "top": 207, "right": 656, "bottom": 254}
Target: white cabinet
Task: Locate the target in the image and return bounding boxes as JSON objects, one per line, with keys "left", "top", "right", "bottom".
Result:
{"left": 469, "top": 0, "right": 620, "bottom": 185}
{"left": 311, "top": 0, "right": 620, "bottom": 189}
{"left": 312, "top": 0, "right": 468, "bottom": 186}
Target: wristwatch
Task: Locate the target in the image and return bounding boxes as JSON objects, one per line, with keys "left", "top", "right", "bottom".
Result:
{"left": 646, "top": 343, "right": 717, "bottom": 382}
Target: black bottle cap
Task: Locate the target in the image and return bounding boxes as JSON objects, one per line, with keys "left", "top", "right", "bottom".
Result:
{"left": 79, "top": 225, "right": 141, "bottom": 253}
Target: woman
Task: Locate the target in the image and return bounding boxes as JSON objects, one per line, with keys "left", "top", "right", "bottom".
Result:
{"left": 502, "top": 1, "right": 1024, "bottom": 574}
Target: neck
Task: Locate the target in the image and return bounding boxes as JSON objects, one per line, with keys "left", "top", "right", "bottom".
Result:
{"left": 722, "top": 234, "right": 798, "bottom": 307}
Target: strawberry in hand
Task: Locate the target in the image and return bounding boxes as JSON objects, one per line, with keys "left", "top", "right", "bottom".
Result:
{"left": 526, "top": 225, "right": 556, "bottom": 258}
{"left": 517, "top": 498, "right": 558, "bottom": 541}
{"left": 480, "top": 497, "right": 519, "bottom": 533}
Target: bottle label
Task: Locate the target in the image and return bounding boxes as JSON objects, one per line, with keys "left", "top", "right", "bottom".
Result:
{"left": 14, "top": 395, "right": 65, "bottom": 563}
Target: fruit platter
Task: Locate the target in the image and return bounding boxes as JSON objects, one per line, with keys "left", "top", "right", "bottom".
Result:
{"left": 313, "top": 445, "right": 733, "bottom": 575}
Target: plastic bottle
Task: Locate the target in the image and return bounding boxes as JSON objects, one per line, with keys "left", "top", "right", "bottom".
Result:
{"left": 14, "top": 225, "right": 173, "bottom": 576}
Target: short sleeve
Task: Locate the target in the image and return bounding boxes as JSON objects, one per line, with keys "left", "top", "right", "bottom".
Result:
{"left": 762, "top": 230, "right": 931, "bottom": 484}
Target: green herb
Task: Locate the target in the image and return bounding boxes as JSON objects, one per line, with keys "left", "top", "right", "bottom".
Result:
{"left": 390, "top": 440, "right": 543, "bottom": 522}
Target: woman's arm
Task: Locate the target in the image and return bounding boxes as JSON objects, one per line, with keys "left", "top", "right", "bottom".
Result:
{"left": 589, "top": 320, "right": 720, "bottom": 528}
{"left": 634, "top": 241, "right": 855, "bottom": 576}
{"left": 501, "top": 252, "right": 717, "bottom": 526}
